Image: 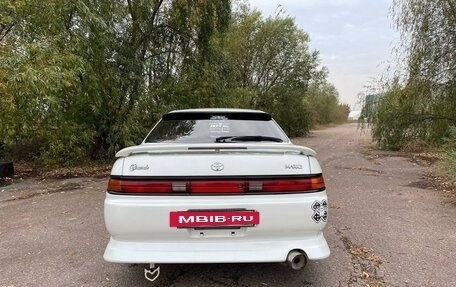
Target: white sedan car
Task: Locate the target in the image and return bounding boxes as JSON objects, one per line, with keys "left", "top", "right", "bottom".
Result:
{"left": 104, "top": 109, "right": 329, "bottom": 280}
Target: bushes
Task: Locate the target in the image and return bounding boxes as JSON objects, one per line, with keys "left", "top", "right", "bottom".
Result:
{"left": 306, "top": 80, "right": 349, "bottom": 128}
{"left": 367, "top": 80, "right": 456, "bottom": 150}
{"left": 439, "top": 127, "right": 456, "bottom": 187}
{"left": 368, "top": 0, "right": 456, "bottom": 150}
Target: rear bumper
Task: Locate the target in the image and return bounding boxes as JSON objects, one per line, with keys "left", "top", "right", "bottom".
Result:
{"left": 104, "top": 233, "right": 329, "bottom": 263}
{"left": 103, "top": 192, "right": 330, "bottom": 263}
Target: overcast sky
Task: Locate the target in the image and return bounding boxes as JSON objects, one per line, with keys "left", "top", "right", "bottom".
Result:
{"left": 248, "top": 0, "right": 398, "bottom": 110}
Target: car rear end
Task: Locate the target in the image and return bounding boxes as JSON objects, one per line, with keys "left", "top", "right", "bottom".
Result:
{"left": 103, "top": 109, "right": 330, "bottom": 266}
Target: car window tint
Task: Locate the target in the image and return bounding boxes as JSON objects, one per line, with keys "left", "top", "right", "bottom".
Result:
{"left": 145, "top": 118, "right": 288, "bottom": 143}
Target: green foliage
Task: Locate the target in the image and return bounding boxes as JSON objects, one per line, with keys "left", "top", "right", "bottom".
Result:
{"left": 440, "top": 126, "right": 456, "bottom": 187}
{"left": 368, "top": 78, "right": 455, "bottom": 150}
{"left": 223, "top": 8, "right": 336, "bottom": 135}
{"left": 306, "top": 77, "right": 349, "bottom": 126}
{"left": 368, "top": 0, "right": 456, "bottom": 150}
{"left": 0, "top": 0, "right": 346, "bottom": 165}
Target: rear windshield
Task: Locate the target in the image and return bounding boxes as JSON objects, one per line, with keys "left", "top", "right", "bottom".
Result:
{"left": 144, "top": 112, "right": 289, "bottom": 144}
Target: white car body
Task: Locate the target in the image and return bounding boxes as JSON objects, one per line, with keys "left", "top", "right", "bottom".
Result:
{"left": 104, "top": 109, "right": 329, "bottom": 266}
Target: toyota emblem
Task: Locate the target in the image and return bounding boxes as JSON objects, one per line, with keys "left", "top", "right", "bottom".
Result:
{"left": 211, "top": 162, "right": 224, "bottom": 172}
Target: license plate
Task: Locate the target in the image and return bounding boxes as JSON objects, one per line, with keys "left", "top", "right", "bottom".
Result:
{"left": 170, "top": 211, "right": 260, "bottom": 228}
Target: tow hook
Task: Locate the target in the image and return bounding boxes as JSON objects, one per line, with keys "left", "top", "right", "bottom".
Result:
{"left": 144, "top": 263, "right": 160, "bottom": 282}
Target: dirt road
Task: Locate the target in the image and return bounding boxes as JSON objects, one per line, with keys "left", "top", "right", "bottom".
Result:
{"left": 1, "top": 123, "right": 455, "bottom": 287}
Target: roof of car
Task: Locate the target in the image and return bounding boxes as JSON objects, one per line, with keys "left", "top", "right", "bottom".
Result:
{"left": 167, "top": 108, "right": 267, "bottom": 114}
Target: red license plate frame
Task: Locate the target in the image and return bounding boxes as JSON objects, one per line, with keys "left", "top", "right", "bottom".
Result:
{"left": 170, "top": 210, "right": 260, "bottom": 228}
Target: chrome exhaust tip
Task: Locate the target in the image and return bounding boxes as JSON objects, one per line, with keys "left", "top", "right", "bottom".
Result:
{"left": 286, "top": 250, "right": 307, "bottom": 270}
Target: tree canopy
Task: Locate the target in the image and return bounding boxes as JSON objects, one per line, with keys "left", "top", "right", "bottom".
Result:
{"left": 365, "top": 0, "right": 456, "bottom": 150}
{"left": 0, "top": 0, "right": 348, "bottom": 164}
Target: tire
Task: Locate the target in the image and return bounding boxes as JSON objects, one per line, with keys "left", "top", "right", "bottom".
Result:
{"left": 0, "top": 161, "right": 14, "bottom": 177}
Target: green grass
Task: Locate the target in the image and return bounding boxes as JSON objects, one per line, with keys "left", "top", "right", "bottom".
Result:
{"left": 440, "top": 148, "right": 456, "bottom": 187}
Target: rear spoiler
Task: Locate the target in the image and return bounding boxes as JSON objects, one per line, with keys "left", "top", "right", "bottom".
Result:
{"left": 116, "top": 143, "right": 316, "bottom": 158}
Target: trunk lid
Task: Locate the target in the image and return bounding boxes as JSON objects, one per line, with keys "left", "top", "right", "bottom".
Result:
{"left": 115, "top": 143, "right": 318, "bottom": 177}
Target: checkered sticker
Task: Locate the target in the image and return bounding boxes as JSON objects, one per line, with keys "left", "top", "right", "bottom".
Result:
{"left": 311, "top": 200, "right": 328, "bottom": 223}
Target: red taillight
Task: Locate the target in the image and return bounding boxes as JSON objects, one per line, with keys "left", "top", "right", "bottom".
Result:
{"left": 260, "top": 176, "right": 325, "bottom": 192}
{"left": 108, "top": 179, "right": 179, "bottom": 193}
{"left": 108, "top": 176, "right": 325, "bottom": 194}
{"left": 191, "top": 180, "right": 245, "bottom": 193}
